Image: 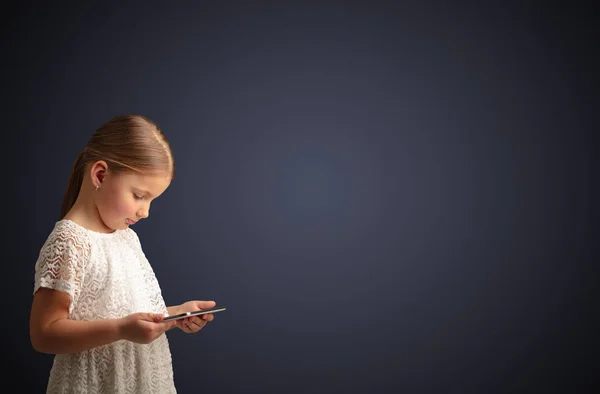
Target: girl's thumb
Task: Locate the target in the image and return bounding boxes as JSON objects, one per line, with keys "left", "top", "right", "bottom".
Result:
{"left": 152, "top": 313, "right": 165, "bottom": 322}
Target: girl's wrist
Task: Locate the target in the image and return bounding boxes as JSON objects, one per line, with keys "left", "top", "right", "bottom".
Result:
{"left": 114, "top": 317, "right": 126, "bottom": 341}
{"left": 166, "top": 305, "right": 182, "bottom": 316}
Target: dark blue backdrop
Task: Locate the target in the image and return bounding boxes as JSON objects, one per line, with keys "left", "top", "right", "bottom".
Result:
{"left": 4, "top": 2, "right": 595, "bottom": 393}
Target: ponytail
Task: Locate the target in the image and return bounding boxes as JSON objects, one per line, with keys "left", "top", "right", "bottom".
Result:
{"left": 59, "top": 149, "right": 87, "bottom": 220}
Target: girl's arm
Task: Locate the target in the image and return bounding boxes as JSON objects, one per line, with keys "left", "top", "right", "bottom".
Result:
{"left": 166, "top": 305, "right": 181, "bottom": 316}
{"left": 30, "top": 288, "right": 172, "bottom": 354}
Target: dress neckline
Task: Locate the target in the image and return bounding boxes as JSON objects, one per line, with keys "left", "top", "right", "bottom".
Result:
{"left": 58, "top": 219, "right": 123, "bottom": 238}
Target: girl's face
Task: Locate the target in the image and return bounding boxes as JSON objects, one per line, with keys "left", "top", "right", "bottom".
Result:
{"left": 96, "top": 170, "right": 171, "bottom": 231}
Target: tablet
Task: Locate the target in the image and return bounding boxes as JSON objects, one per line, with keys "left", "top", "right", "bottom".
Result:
{"left": 163, "top": 305, "right": 227, "bottom": 322}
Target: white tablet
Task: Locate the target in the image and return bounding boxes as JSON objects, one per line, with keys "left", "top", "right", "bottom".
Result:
{"left": 163, "top": 305, "right": 227, "bottom": 322}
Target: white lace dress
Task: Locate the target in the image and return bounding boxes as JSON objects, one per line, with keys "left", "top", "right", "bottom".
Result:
{"left": 33, "top": 219, "right": 177, "bottom": 394}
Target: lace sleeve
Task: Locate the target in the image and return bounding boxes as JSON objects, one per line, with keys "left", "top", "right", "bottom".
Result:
{"left": 33, "top": 223, "right": 91, "bottom": 314}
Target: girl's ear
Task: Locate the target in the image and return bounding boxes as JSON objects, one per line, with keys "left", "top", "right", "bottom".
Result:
{"left": 90, "top": 160, "right": 109, "bottom": 187}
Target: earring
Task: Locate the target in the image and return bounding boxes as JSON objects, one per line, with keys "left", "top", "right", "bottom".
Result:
{"left": 95, "top": 185, "right": 99, "bottom": 191}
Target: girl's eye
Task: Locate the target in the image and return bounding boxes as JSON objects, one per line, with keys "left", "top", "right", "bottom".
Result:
{"left": 134, "top": 194, "right": 144, "bottom": 200}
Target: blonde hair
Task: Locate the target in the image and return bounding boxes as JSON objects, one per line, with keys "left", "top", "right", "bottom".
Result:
{"left": 60, "top": 114, "right": 175, "bottom": 219}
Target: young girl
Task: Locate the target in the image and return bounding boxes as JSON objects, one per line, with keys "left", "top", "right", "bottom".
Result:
{"left": 30, "top": 114, "right": 217, "bottom": 393}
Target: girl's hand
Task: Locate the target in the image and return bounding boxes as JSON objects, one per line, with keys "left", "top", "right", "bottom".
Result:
{"left": 118, "top": 312, "right": 176, "bottom": 344}
{"left": 173, "top": 300, "right": 216, "bottom": 334}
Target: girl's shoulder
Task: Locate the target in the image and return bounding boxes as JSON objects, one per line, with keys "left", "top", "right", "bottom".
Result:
{"left": 45, "top": 219, "right": 142, "bottom": 251}
{"left": 36, "top": 220, "right": 94, "bottom": 265}
{"left": 49, "top": 219, "right": 94, "bottom": 244}
{"left": 38, "top": 219, "right": 94, "bottom": 253}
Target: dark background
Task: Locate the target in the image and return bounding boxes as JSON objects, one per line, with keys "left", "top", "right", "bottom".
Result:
{"left": 3, "top": 1, "right": 596, "bottom": 393}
